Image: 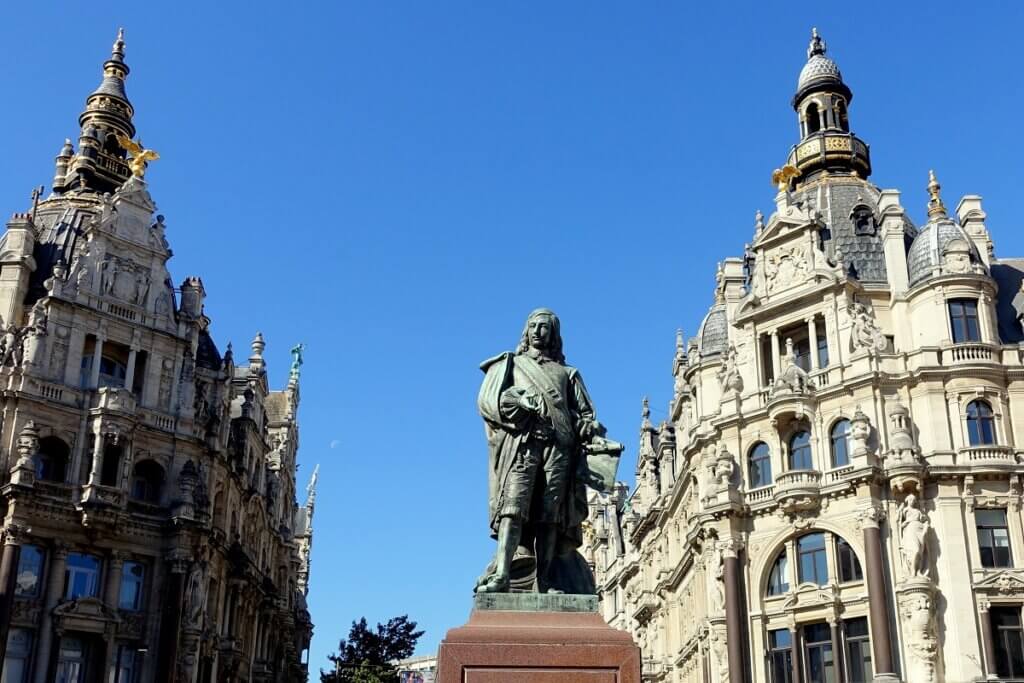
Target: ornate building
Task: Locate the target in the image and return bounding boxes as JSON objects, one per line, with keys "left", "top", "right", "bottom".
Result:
{"left": 0, "top": 32, "right": 316, "bottom": 683}
{"left": 587, "top": 29, "right": 1024, "bottom": 683}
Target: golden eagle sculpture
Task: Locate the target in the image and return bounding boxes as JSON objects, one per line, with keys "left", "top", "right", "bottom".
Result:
{"left": 115, "top": 134, "right": 160, "bottom": 178}
{"left": 771, "top": 164, "right": 800, "bottom": 191}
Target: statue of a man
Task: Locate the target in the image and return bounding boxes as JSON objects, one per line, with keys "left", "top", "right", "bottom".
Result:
{"left": 476, "top": 308, "right": 612, "bottom": 594}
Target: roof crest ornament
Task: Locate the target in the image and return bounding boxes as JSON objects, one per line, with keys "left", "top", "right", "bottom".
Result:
{"left": 927, "top": 169, "right": 947, "bottom": 219}
{"left": 112, "top": 27, "right": 126, "bottom": 63}
{"left": 808, "top": 27, "right": 826, "bottom": 58}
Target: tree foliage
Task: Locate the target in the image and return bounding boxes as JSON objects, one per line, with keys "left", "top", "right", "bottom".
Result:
{"left": 321, "top": 615, "right": 424, "bottom": 683}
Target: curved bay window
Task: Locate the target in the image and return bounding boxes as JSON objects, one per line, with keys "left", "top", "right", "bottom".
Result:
{"left": 966, "top": 399, "right": 996, "bottom": 446}
{"left": 34, "top": 436, "right": 70, "bottom": 483}
{"left": 788, "top": 431, "right": 813, "bottom": 470}
{"left": 749, "top": 442, "right": 772, "bottom": 488}
{"left": 830, "top": 420, "right": 851, "bottom": 468}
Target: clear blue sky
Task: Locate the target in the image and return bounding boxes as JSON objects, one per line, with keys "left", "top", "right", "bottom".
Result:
{"left": 2, "top": 0, "right": 1022, "bottom": 668}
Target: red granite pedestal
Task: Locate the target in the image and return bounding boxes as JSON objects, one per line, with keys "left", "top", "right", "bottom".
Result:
{"left": 437, "top": 594, "right": 640, "bottom": 683}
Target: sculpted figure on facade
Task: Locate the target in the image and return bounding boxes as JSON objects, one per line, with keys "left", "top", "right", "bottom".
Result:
{"left": 849, "top": 405, "right": 872, "bottom": 458}
{"left": 475, "top": 308, "right": 622, "bottom": 594}
{"left": 886, "top": 399, "right": 920, "bottom": 464}
{"left": 714, "top": 443, "right": 736, "bottom": 490}
{"left": 899, "top": 494, "right": 931, "bottom": 579}
{"left": 0, "top": 324, "right": 22, "bottom": 368}
{"left": 849, "top": 301, "right": 887, "bottom": 354}
{"left": 901, "top": 591, "right": 940, "bottom": 683}
{"left": 716, "top": 343, "right": 743, "bottom": 395}
{"left": 772, "top": 338, "right": 811, "bottom": 395}
{"left": 183, "top": 561, "right": 207, "bottom": 628}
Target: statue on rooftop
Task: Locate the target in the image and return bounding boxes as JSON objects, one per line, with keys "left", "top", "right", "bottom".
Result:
{"left": 475, "top": 308, "right": 622, "bottom": 594}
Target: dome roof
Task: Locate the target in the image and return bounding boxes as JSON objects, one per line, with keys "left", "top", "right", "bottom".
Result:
{"left": 698, "top": 303, "right": 729, "bottom": 357}
{"left": 794, "top": 29, "right": 850, "bottom": 104}
{"left": 798, "top": 53, "right": 842, "bottom": 92}
{"left": 907, "top": 218, "right": 981, "bottom": 286}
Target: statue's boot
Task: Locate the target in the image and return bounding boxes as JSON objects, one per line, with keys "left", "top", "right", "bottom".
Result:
{"left": 475, "top": 574, "right": 510, "bottom": 593}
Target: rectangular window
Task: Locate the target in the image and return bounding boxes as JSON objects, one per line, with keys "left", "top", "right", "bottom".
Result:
{"left": 798, "top": 534, "right": 828, "bottom": 586}
{"left": 768, "top": 629, "right": 794, "bottom": 683}
{"left": 817, "top": 323, "right": 829, "bottom": 368}
{"left": 761, "top": 335, "right": 775, "bottom": 386}
{"left": 64, "top": 553, "right": 101, "bottom": 600}
{"left": 1, "top": 628, "right": 33, "bottom": 683}
{"left": 993, "top": 606, "right": 1024, "bottom": 678}
{"left": 114, "top": 644, "right": 139, "bottom": 683}
{"left": 949, "top": 299, "right": 980, "bottom": 343}
{"left": 837, "top": 538, "right": 863, "bottom": 583}
{"left": 14, "top": 545, "right": 44, "bottom": 597}
{"left": 978, "top": 509, "right": 1013, "bottom": 568}
{"left": 844, "top": 617, "right": 872, "bottom": 682}
{"left": 793, "top": 337, "right": 812, "bottom": 372}
{"left": 118, "top": 561, "right": 145, "bottom": 611}
{"left": 803, "top": 622, "right": 837, "bottom": 683}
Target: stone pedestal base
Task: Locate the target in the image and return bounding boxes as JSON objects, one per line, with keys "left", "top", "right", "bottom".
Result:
{"left": 437, "top": 594, "right": 640, "bottom": 683}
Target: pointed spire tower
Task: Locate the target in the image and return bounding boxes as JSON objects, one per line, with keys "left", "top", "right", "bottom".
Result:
{"left": 786, "top": 28, "right": 871, "bottom": 184}
{"left": 54, "top": 29, "right": 138, "bottom": 195}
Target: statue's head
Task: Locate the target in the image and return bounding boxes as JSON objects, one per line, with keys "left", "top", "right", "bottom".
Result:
{"left": 516, "top": 308, "right": 565, "bottom": 363}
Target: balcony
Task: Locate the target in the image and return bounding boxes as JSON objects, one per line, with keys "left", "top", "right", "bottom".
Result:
{"left": 945, "top": 342, "right": 997, "bottom": 365}
{"left": 773, "top": 469, "right": 822, "bottom": 514}
{"left": 80, "top": 483, "right": 126, "bottom": 508}
{"left": 631, "top": 590, "right": 659, "bottom": 624}
{"left": 90, "top": 387, "right": 136, "bottom": 414}
{"left": 745, "top": 485, "right": 775, "bottom": 505}
{"left": 957, "top": 445, "right": 1017, "bottom": 466}
{"left": 787, "top": 131, "right": 871, "bottom": 178}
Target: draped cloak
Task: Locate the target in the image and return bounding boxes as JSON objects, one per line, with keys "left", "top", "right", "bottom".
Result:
{"left": 478, "top": 351, "right": 596, "bottom": 549}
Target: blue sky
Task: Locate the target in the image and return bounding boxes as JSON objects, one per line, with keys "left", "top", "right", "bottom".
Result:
{"left": 2, "top": 0, "right": 1023, "bottom": 667}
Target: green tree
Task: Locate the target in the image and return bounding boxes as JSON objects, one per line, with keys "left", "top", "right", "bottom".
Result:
{"left": 321, "top": 615, "right": 424, "bottom": 683}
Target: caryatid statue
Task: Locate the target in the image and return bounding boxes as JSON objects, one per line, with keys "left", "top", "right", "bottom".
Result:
{"left": 476, "top": 308, "right": 622, "bottom": 594}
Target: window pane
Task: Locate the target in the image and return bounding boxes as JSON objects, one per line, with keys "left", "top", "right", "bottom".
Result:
{"left": 1, "top": 629, "right": 33, "bottom": 683}
{"left": 15, "top": 546, "right": 44, "bottom": 597}
{"left": 119, "top": 562, "right": 145, "bottom": 611}
{"left": 978, "top": 509, "right": 1008, "bottom": 526}
{"left": 838, "top": 538, "right": 863, "bottom": 582}
{"left": 831, "top": 421, "right": 850, "bottom": 467}
{"left": 64, "top": 554, "right": 100, "bottom": 600}
{"left": 817, "top": 333, "right": 829, "bottom": 368}
{"left": 770, "top": 629, "right": 792, "bottom": 648}
{"left": 768, "top": 553, "right": 789, "bottom": 596}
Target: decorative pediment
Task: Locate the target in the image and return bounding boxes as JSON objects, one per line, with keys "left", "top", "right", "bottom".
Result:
{"left": 975, "top": 569, "right": 1024, "bottom": 595}
{"left": 53, "top": 596, "right": 120, "bottom": 634}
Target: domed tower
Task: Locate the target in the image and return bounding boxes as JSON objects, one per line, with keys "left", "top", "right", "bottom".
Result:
{"left": 53, "top": 29, "right": 137, "bottom": 195}
{"left": 786, "top": 28, "right": 871, "bottom": 182}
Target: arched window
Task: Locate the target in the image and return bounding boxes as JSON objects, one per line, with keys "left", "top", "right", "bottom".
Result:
{"left": 805, "top": 103, "right": 821, "bottom": 134}
{"left": 836, "top": 100, "right": 850, "bottom": 131}
{"left": 748, "top": 442, "right": 772, "bottom": 487}
{"left": 836, "top": 537, "right": 863, "bottom": 582}
{"left": 767, "top": 551, "right": 789, "bottom": 596}
{"left": 830, "top": 420, "right": 851, "bottom": 468}
{"left": 130, "top": 460, "right": 164, "bottom": 503}
{"left": 967, "top": 400, "right": 996, "bottom": 445}
{"left": 34, "top": 436, "right": 70, "bottom": 483}
{"left": 797, "top": 533, "right": 828, "bottom": 586}
{"left": 788, "top": 431, "right": 813, "bottom": 470}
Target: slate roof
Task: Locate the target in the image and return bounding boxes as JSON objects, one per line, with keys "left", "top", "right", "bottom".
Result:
{"left": 699, "top": 304, "right": 728, "bottom": 357}
{"left": 796, "top": 180, "right": 902, "bottom": 284}
{"left": 907, "top": 218, "right": 980, "bottom": 286}
{"left": 991, "top": 259, "right": 1024, "bottom": 344}
{"left": 195, "top": 329, "right": 222, "bottom": 370}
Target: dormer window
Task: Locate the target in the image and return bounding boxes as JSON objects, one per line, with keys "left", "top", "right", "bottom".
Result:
{"left": 851, "top": 205, "right": 876, "bottom": 236}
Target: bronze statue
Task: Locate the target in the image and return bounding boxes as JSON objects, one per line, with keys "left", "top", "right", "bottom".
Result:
{"left": 476, "top": 308, "right": 621, "bottom": 594}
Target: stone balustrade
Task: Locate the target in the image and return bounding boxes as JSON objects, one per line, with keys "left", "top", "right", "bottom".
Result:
{"left": 956, "top": 445, "right": 1017, "bottom": 465}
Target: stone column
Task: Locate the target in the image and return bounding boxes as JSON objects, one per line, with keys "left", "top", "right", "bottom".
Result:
{"left": 124, "top": 348, "right": 138, "bottom": 391}
{"left": 978, "top": 598, "right": 997, "bottom": 678}
{"left": 104, "top": 551, "right": 126, "bottom": 608}
{"left": 89, "top": 336, "right": 104, "bottom": 388}
{"left": 790, "top": 625, "right": 802, "bottom": 683}
{"left": 721, "top": 539, "right": 746, "bottom": 683}
{"left": 828, "top": 618, "right": 843, "bottom": 679}
{"left": 770, "top": 331, "right": 781, "bottom": 381}
{"left": 858, "top": 506, "right": 897, "bottom": 677}
{"left": 33, "top": 543, "right": 69, "bottom": 683}
{"left": 977, "top": 295, "right": 993, "bottom": 344}
{"left": 807, "top": 317, "right": 819, "bottom": 371}
{"left": 0, "top": 528, "right": 23, "bottom": 663}
{"left": 155, "top": 554, "right": 188, "bottom": 683}
{"left": 87, "top": 431, "right": 104, "bottom": 487}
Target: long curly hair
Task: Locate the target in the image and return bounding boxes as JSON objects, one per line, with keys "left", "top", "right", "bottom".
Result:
{"left": 516, "top": 308, "right": 565, "bottom": 363}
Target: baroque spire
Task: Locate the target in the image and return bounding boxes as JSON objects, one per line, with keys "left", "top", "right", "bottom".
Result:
{"left": 55, "top": 29, "right": 138, "bottom": 195}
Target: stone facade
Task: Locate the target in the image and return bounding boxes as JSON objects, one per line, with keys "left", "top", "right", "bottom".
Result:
{"left": 587, "top": 30, "right": 1024, "bottom": 683}
{"left": 0, "top": 33, "right": 315, "bottom": 683}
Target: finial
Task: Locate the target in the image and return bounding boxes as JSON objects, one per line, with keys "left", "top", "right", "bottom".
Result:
{"left": 290, "top": 343, "right": 305, "bottom": 380}
{"left": 641, "top": 396, "right": 651, "bottom": 427}
{"left": 754, "top": 209, "right": 764, "bottom": 234}
{"left": 306, "top": 464, "right": 319, "bottom": 508}
{"left": 251, "top": 332, "right": 265, "bottom": 357}
{"left": 926, "top": 169, "right": 947, "bottom": 219}
{"left": 111, "top": 28, "right": 126, "bottom": 62}
{"left": 807, "top": 27, "right": 826, "bottom": 58}
{"left": 675, "top": 328, "right": 685, "bottom": 357}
